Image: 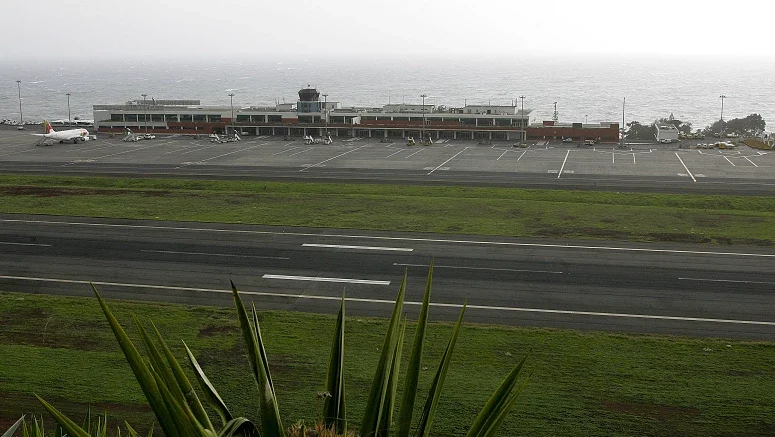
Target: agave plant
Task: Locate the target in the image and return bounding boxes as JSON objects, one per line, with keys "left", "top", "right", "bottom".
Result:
{"left": 35, "top": 263, "right": 530, "bottom": 436}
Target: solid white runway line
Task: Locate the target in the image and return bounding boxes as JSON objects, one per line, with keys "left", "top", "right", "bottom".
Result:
{"left": 679, "top": 277, "right": 775, "bottom": 286}
{"left": 675, "top": 152, "right": 697, "bottom": 182}
{"left": 141, "top": 249, "right": 289, "bottom": 260}
{"left": 303, "top": 243, "right": 413, "bottom": 252}
{"left": 261, "top": 274, "right": 390, "bottom": 285}
{"left": 2, "top": 274, "right": 774, "bottom": 326}
{"left": 394, "top": 262, "right": 562, "bottom": 274}
{"left": 0, "top": 241, "right": 51, "bottom": 247}
{"left": 4, "top": 218, "right": 775, "bottom": 258}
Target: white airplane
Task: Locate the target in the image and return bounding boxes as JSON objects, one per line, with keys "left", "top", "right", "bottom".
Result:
{"left": 33, "top": 120, "right": 93, "bottom": 144}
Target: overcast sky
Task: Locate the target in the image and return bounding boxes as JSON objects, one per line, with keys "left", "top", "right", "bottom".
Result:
{"left": 2, "top": 0, "right": 773, "bottom": 60}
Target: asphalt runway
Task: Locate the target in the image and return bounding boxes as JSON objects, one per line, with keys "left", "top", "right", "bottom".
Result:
{"left": 2, "top": 214, "right": 774, "bottom": 339}
{"left": 0, "top": 128, "right": 774, "bottom": 195}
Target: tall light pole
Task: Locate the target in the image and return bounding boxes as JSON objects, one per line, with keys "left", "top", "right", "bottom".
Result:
{"left": 519, "top": 95, "right": 526, "bottom": 140}
{"left": 16, "top": 80, "right": 23, "bottom": 126}
{"left": 553, "top": 101, "right": 558, "bottom": 123}
{"left": 621, "top": 97, "right": 626, "bottom": 148}
{"left": 322, "top": 93, "right": 328, "bottom": 137}
{"left": 420, "top": 93, "right": 427, "bottom": 142}
{"left": 585, "top": 114, "right": 588, "bottom": 125}
{"left": 66, "top": 93, "right": 71, "bottom": 127}
{"left": 141, "top": 93, "right": 148, "bottom": 134}
{"left": 228, "top": 93, "right": 235, "bottom": 137}
{"left": 719, "top": 94, "right": 726, "bottom": 137}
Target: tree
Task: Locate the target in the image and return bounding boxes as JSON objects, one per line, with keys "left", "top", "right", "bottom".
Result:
{"left": 625, "top": 121, "right": 656, "bottom": 140}
{"left": 704, "top": 113, "right": 766, "bottom": 136}
{"left": 727, "top": 114, "right": 766, "bottom": 136}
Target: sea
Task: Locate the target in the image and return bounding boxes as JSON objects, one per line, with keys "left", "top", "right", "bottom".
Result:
{"left": 1, "top": 55, "right": 773, "bottom": 131}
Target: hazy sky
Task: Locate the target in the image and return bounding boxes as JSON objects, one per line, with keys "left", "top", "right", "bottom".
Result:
{"left": 2, "top": 0, "right": 773, "bottom": 60}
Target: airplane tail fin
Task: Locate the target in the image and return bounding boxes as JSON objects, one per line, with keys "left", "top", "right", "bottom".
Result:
{"left": 43, "top": 120, "right": 55, "bottom": 134}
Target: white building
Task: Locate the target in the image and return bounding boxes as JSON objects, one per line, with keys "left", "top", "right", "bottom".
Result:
{"left": 654, "top": 122, "right": 679, "bottom": 142}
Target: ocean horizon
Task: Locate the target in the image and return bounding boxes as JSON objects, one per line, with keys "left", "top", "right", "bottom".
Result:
{"left": 2, "top": 54, "right": 773, "bottom": 131}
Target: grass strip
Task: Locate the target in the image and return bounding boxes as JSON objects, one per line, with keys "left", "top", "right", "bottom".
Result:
{"left": 1, "top": 174, "right": 775, "bottom": 247}
{"left": 2, "top": 291, "right": 775, "bottom": 436}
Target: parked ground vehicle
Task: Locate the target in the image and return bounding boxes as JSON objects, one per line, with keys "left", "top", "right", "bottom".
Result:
{"left": 562, "top": 137, "right": 573, "bottom": 143}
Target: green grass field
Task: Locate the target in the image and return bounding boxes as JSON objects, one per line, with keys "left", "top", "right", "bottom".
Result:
{"left": 1, "top": 174, "right": 775, "bottom": 246}
{"left": 2, "top": 291, "right": 774, "bottom": 436}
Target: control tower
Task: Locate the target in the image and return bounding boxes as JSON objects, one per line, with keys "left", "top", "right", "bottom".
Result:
{"left": 297, "top": 87, "right": 322, "bottom": 113}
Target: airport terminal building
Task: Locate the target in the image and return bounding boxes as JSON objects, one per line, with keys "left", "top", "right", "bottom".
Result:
{"left": 93, "top": 88, "right": 620, "bottom": 142}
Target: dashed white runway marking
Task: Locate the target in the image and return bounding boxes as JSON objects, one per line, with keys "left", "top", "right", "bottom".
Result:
{"left": 175, "top": 142, "right": 267, "bottom": 168}
{"left": 674, "top": 152, "right": 696, "bottom": 182}
{"left": 141, "top": 249, "right": 289, "bottom": 260}
{"left": 428, "top": 147, "right": 468, "bottom": 175}
{"left": 405, "top": 149, "right": 424, "bottom": 158}
{"left": 300, "top": 144, "right": 370, "bottom": 171}
{"left": 62, "top": 141, "right": 174, "bottom": 166}
{"left": 271, "top": 146, "right": 300, "bottom": 156}
{"left": 262, "top": 274, "right": 390, "bottom": 285}
{"left": 557, "top": 150, "right": 570, "bottom": 178}
{"left": 289, "top": 147, "right": 313, "bottom": 157}
{"left": 303, "top": 243, "right": 413, "bottom": 252}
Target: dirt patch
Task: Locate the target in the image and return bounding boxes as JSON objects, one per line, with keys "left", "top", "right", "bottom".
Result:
{"left": 0, "top": 186, "right": 171, "bottom": 197}
{"left": 0, "top": 391, "right": 154, "bottom": 435}
{"left": 646, "top": 232, "right": 713, "bottom": 244}
{"left": 0, "top": 313, "right": 106, "bottom": 351}
{"left": 603, "top": 400, "right": 700, "bottom": 421}
{"left": 534, "top": 227, "right": 632, "bottom": 240}
{"left": 198, "top": 324, "right": 239, "bottom": 337}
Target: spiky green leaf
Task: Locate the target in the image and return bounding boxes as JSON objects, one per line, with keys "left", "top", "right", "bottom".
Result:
{"left": 322, "top": 292, "right": 347, "bottom": 433}
{"left": 395, "top": 260, "right": 434, "bottom": 437}
{"left": 133, "top": 316, "right": 188, "bottom": 409}
{"left": 231, "top": 281, "right": 283, "bottom": 437}
{"left": 217, "top": 418, "right": 259, "bottom": 437}
{"left": 414, "top": 300, "right": 467, "bottom": 437}
{"left": 184, "top": 341, "right": 234, "bottom": 426}
{"left": 377, "top": 318, "right": 405, "bottom": 437}
{"left": 466, "top": 352, "right": 530, "bottom": 437}
{"left": 360, "top": 272, "right": 407, "bottom": 437}
{"left": 152, "top": 323, "right": 214, "bottom": 433}
{"left": 35, "top": 396, "right": 91, "bottom": 437}
{"left": 2, "top": 415, "right": 24, "bottom": 437}
{"left": 91, "top": 285, "right": 180, "bottom": 437}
